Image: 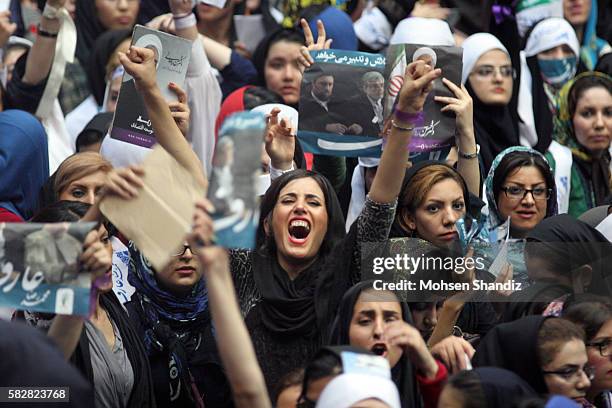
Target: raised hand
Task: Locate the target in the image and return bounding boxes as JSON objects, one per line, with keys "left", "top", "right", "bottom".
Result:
{"left": 118, "top": 46, "right": 158, "bottom": 91}
{"left": 265, "top": 108, "right": 295, "bottom": 170}
{"left": 80, "top": 228, "right": 112, "bottom": 280}
{"left": 430, "top": 335, "right": 475, "bottom": 374}
{"left": 169, "top": 0, "right": 194, "bottom": 15}
{"left": 434, "top": 79, "right": 474, "bottom": 142}
{"left": 386, "top": 321, "right": 439, "bottom": 378}
{"left": 101, "top": 166, "right": 145, "bottom": 200}
{"left": 396, "top": 60, "right": 442, "bottom": 115}
{"left": 146, "top": 13, "right": 175, "bottom": 34}
{"left": 168, "top": 82, "right": 191, "bottom": 137}
{"left": 297, "top": 18, "right": 333, "bottom": 71}
{"left": 187, "top": 199, "right": 216, "bottom": 251}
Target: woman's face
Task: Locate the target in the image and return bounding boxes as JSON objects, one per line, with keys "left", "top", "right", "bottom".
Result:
{"left": 542, "top": 339, "right": 591, "bottom": 402}
{"left": 468, "top": 49, "right": 513, "bottom": 106}
{"left": 105, "top": 75, "right": 122, "bottom": 113}
{"left": 95, "top": 0, "right": 139, "bottom": 30}
{"left": 267, "top": 177, "right": 328, "bottom": 271}
{"left": 264, "top": 40, "right": 303, "bottom": 105}
{"left": 58, "top": 170, "right": 107, "bottom": 205}
{"left": 537, "top": 44, "right": 575, "bottom": 60}
{"left": 94, "top": 225, "right": 114, "bottom": 293}
{"left": 157, "top": 243, "right": 203, "bottom": 297}
{"left": 586, "top": 319, "right": 612, "bottom": 396}
{"left": 406, "top": 178, "right": 466, "bottom": 248}
{"left": 349, "top": 289, "right": 404, "bottom": 368}
{"left": 496, "top": 166, "right": 548, "bottom": 235}
{"left": 410, "top": 302, "right": 442, "bottom": 340}
{"left": 564, "top": 0, "right": 591, "bottom": 27}
{"left": 572, "top": 86, "right": 612, "bottom": 155}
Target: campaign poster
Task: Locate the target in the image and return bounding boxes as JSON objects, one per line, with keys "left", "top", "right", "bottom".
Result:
{"left": 0, "top": 222, "right": 96, "bottom": 316}
{"left": 384, "top": 43, "right": 463, "bottom": 153}
{"left": 110, "top": 25, "right": 192, "bottom": 148}
{"left": 298, "top": 49, "right": 386, "bottom": 157}
{"left": 208, "top": 111, "right": 265, "bottom": 249}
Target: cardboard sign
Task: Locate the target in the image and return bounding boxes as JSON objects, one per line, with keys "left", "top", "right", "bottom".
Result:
{"left": 208, "top": 111, "right": 265, "bottom": 249}
{"left": 110, "top": 25, "right": 192, "bottom": 148}
{"left": 0, "top": 222, "right": 96, "bottom": 316}
{"left": 298, "top": 49, "right": 386, "bottom": 157}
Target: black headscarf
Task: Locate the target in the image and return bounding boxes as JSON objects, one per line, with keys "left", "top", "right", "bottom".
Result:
{"left": 389, "top": 161, "right": 479, "bottom": 239}
{"left": 252, "top": 169, "right": 350, "bottom": 338}
{"left": 75, "top": 0, "right": 107, "bottom": 64}
{"left": 328, "top": 281, "right": 422, "bottom": 408}
{"left": 71, "top": 292, "right": 156, "bottom": 408}
{"left": 87, "top": 29, "right": 132, "bottom": 106}
{"left": 465, "top": 81, "right": 519, "bottom": 174}
{"left": 473, "top": 367, "right": 537, "bottom": 408}
{"left": 472, "top": 315, "right": 548, "bottom": 394}
{"left": 526, "top": 214, "right": 612, "bottom": 297}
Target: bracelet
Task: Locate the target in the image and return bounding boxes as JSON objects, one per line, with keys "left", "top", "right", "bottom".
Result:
{"left": 391, "top": 119, "right": 415, "bottom": 132}
{"left": 42, "top": 3, "right": 61, "bottom": 19}
{"left": 458, "top": 146, "right": 479, "bottom": 159}
{"left": 394, "top": 108, "right": 425, "bottom": 126}
{"left": 173, "top": 13, "right": 197, "bottom": 29}
{"left": 37, "top": 24, "right": 59, "bottom": 38}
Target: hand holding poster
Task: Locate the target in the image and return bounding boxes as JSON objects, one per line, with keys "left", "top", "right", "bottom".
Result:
{"left": 0, "top": 222, "right": 97, "bottom": 316}
{"left": 208, "top": 111, "right": 265, "bottom": 249}
{"left": 298, "top": 49, "right": 386, "bottom": 157}
{"left": 384, "top": 43, "right": 463, "bottom": 153}
{"left": 110, "top": 25, "right": 192, "bottom": 148}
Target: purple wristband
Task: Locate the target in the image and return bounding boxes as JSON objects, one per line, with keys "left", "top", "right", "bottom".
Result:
{"left": 394, "top": 109, "right": 425, "bottom": 127}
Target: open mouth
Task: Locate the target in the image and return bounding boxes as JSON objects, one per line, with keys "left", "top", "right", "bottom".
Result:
{"left": 371, "top": 343, "right": 388, "bottom": 357}
{"left": 288, "top": 219, "right": 311, "bottom": 244}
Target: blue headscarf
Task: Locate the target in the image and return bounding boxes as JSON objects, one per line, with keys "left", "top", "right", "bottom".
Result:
{"left": 0, "top": 110, "right": 48, "bottom": 220}
{"left": 580, "top": 0, "right": 612, "bottom": 71}
{"left": 307, "top": 6, "right": 358, "bottom": 51}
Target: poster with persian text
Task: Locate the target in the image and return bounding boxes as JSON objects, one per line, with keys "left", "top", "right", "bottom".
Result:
{"left": 110, "top": 25, "right": 192, "bottom": 148}
{"left": 298, "top": 49, "right": 386, "bottom": 157}
{"left": 0, "top": 222, "right": 96, "bottom": 316}
{"left": 384, "top": 43, "right": 462, "bottom": 153}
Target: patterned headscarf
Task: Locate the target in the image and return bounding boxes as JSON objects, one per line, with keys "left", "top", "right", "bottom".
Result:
{"left": 485, "top": 146, "right": 558, "bottom": 228}
{"left": 554, "top": 71, "right": 612, "bottom": 162}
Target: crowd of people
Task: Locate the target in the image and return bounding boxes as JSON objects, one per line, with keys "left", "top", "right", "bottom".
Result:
{"left": 1, "top": 0, "right": 612, "bottom": 407}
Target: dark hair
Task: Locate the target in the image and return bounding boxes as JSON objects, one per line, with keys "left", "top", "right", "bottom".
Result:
{"left": 76, "top": 130, "right": 105, "bottom": 152}
{"left": 568, "top": 75, "right": 612, "bottom": 119}
{"left": 446, "top": 370, "right": 487, "bottom": 408}
{"left": 274, "top": 368, "right": 304, "bottom": 404}
{"left": 563, "top": 295, "right": 612, "bottom": 341}
{"left": 252, "top": 28, "right": 305, "bottom": 86}
{"left": 243, "top": 86, "right": 283, "bottom": 110}
{"left": 537, "top": 318, "right": 585, "bottom": 367}
{"left": 256, "top": 169, "right": 339, "bottom": 257}
{"left": 300, "top": 350, "right": 342, "bottom": 398}
{"left": 31, "top": 200, "right": 91, "bottom": 223}
{"left": 492, "top": 151, "right": 555, "bottom": 207}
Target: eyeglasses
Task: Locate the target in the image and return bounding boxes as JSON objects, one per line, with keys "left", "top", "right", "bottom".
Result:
{"left": 472, "top": 65, "right": 516, "bottom": 79}
{"left": 501, "top": 186, "right": 551, "bottom": 201}
{"left": 587, "top": 339, "right": 612, "bottom": 357}
{"left": 173, "top": 244, "right": 192, "bottom": 257}
{"left": 542, "top": 365, "right": 595, "bottom": 382}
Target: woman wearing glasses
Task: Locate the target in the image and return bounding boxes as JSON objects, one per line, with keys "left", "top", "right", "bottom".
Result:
{"left": 546, "top": 72, "right": 612, "bottom": 218}
{"left": 461, "top": 33, "right": 519, "bottom": 175}
{"left": 474, "top": 316, "right": 593, "bottom": 406}
{"left": 564, "top": 297, "right": 612, "bottom": 408}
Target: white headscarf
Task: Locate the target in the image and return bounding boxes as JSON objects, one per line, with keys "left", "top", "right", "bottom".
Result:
{"left": 346, "top": 157, "right": 380, "bottom": 232}
{"left": 315, "top": 373, "right": 401, "bottom": 408}
{"left": 461, "top": 33, "right": 510, "bottom": 84}
{"left": 390, "top": 17, "right": 455, "bottom": 46}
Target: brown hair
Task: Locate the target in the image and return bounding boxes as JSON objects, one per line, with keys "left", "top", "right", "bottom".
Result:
{"left": 397, "top": 164, "right": 467, "bottom": 231}
{"left": 54, "top": 152, "right": 113, "bottom": 196}
{"left": 537, "top": 318, "right": 586, "bottom": 367}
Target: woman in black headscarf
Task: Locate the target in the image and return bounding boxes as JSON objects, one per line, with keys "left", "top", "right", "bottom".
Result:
{"left": 328, "top": 281, "right": 447, "bottom": 408}
{"left": 503, "top": 214, "right": 612, "bottom": 321}
{"left": 438, "top": 367, "right": 537, "bottom": 408}
{"left": 225, "top": 56, "right": 441, "bottom": 392}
